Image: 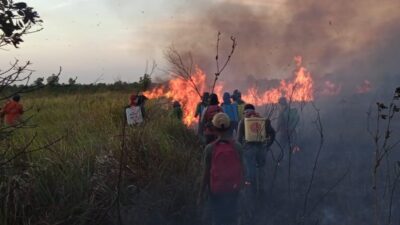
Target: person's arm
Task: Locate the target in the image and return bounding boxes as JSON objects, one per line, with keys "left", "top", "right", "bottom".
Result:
{"left": 265, "top": 119, "right": 276, "bottom": 147}
{"left": 178, "top": 108, "right": 183, "bottom": 120}
{"left": 236, "top": 119, "right": 244, "bottom": 144}
{"left": 199, "top": 145, "right": 212, "bottom": 203}
{"left": 199, "top": 107, "right": 208, "bottom": 127}
{"left": 233, "top": 103, "right": 239, "bottom": 122}
{"left": 194, "top": 103, "right": 201, "bottom": 118}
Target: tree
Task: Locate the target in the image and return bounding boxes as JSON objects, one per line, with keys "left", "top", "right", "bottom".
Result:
{"left": 68, "top": 77, "right": 77, "bottom": 85}
{"left": 46, "top": 74, "right": 59, "bottom": 86}
{"left": 139, "top": 73, "right": 151, "bottom": 91}
{"left": 0, "top": 3, "right": 62, "bottom": 224}
{"left": 138, "top": 60, "right": 156, "bottom": 91}
{"left": 0, "top": 0, "right": 43, "bottom": 48}
{"left": 33, "top": 77, "right": 44, "bottom": 86}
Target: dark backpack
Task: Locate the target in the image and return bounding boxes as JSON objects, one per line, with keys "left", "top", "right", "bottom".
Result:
{"left": 210, "top": 140, "right": 243, "bottom": 194}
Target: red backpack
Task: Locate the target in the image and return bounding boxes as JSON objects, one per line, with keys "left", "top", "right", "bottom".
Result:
{"left": 202, "top": 105, "right": 223, "bottom": 134}
{"left": 210, "top": 140, "right": 243, "bottom": 194}
{"left": 203, "top": 105, "right": 222, "bottom": 124}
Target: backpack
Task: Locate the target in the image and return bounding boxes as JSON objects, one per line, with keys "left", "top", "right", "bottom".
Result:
{"left": 126, "top": 106, "right": 143, "bottom": 125}
{"left": 202, "top": 105, "right": 223, "bottom": 127}
{"left": 244, "top": 112, "right": 267, "bottom": 143}
{"left": 210, "top": 140, "right": 243, "bottom": 194}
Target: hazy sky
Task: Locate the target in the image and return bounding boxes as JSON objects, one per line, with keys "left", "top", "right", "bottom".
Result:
{"left": 0, "top": 0, "right": 287, "bottom": 84}
{"left": 0, "top": 0, "right": 200, "bottom": 83}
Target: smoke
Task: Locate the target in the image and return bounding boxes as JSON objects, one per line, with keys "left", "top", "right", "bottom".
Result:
{"left": 107, "top": 1, "right": 400, "bottom": 224}
{"left": 154, "top": 0, "right": 400, "bottom": 94}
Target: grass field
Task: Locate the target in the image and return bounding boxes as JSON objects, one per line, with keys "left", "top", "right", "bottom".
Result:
{"left": 1, "top": 90, "right": 202, "bottom": 225}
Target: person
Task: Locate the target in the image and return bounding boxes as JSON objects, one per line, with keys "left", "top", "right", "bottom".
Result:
{"left": 1, "top": 94, "right": 24, "bottom": 126}
{"left": 170, "top": 101, "right": 183, "bottom": 121}
{"left": 232, "top": 89, "right": 245, "bottom": 120}
{"left": 277, "top": 97, "right": 299, "bottom": 148}
{"left": 237, "top": 104, "right": 275, "bottom": 193}
{"left": 200, "top": 93, "right": 223, "bottom": 144}
{"left": 127, "top": 92, "right": 146, "bottom": 125}
{"left": 195, "top": 92, "right": 210, "bottom": 136}
{"left": 221, "top": 92, "right": 239, "bottom": 136}
{"left": 129, "top": 92, "right": 138, "bottom": 106}
{"left": 199, "top": 112, "right": 244, "bottom": 225}
{"left": 136, "top": 92, "right": 148, "bottom": 119}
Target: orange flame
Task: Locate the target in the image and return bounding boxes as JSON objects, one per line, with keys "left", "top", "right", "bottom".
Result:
{"left": 144, "top": 67, "right": 222, "bottom": 126}
{"left": 321, "top": 80, "right": 341, "bottom": 96}
{"left": 356, "top": 80, "right": 372, "bottom": 94}
{"left": 242, "top": 56, "right": 314, "bottom": 106}
{"left": 144, "top": 56, "right": 314, "bottom": 126}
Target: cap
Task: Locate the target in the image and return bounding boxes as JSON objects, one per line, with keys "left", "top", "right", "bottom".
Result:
{"left": 212, "top": 112, "right": 231, "bottom": 130}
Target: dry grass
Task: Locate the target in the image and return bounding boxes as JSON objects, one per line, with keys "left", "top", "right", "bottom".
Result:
{"left": 1, "top": 91, "right": 202, "bottom": 225}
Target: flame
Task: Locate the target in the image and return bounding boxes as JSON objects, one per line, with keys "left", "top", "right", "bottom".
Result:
{"left": 321, "top": 80, "right": 341, "bottom": 96}
{"left": 144, "top": 67, "right": 222, "bottom": 126}
{"left": 242, "top": 56, "right": 314, "bottom": 106}
{"left": 356, "top": 80, "right": 372, "bottom": 94}
{"left": 144, "top": 56, "right": 314, "bottom": 126}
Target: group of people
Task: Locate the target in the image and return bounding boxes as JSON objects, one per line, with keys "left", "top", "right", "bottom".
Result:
{"left": 196, "top": 90, "right": 278, "bottom": 225}
{"left": 195, "top": 90, "right": 301, "bottom": 224}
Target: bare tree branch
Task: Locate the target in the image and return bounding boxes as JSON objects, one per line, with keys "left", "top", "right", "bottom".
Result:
{"left": 211, "top": 32, "right": 237, "bottom": 94}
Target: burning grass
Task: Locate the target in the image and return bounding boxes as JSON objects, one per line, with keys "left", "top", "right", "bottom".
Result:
{"left": 144, "top": 56, "right": 314, "bottom": 126}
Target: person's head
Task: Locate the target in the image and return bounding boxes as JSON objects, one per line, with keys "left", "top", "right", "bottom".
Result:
{"left": 244, "top": 103, "right": 255, "bottom": 111}
{"left": 212, "top": 112, "right": 231, "bottom": 133}
{"left": 202, "top": 92, "right": 210, "bottom": 103}
{"left": 232, "top": 89, "right": 239, "bottom": 101}
{"left": 223, "top": 92, "right": 231, "bottom": 104}
{"left": 208, "top": 93, "right": 219, "bottom": 106}
{"left": 244, "top": 104, "right": 256, "bottom": 117}
{"left": 278, "top": 97, "right": 287, "bottom": 105}
{"left": 232, "top": 90, "right": 243, "bottom": 103}
{"left": 12, "top": 94, "right": 20, "bottom": 102}
{"left": 278, "top": 96, "right": 288, "bottom": 110}
{"left": 173, "top": 101, "right": 181, "bottom": 108}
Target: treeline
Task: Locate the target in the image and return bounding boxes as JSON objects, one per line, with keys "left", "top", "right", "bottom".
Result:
{"left": 3, "top": 73, "right": 154, "bottom": 96}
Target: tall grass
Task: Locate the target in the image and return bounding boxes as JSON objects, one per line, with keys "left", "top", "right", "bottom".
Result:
{"left": 1, "top": 91, "right": 202, "bottom": 225}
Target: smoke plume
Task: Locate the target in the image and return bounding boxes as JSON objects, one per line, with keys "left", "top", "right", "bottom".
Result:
{"left": 156, "top": 0, "right": 400, "bottom": 94}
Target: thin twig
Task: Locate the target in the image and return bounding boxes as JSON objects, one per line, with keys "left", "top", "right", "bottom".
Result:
{"left": 211, "top": 32, "right": 237, "bottom": 94}
{"left": 300, "top": 102, "right": 324, "bottom": 224}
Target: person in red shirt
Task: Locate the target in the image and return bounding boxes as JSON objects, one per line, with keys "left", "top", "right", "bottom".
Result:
{"left": 129, "top": 92, "right": 138, "bottom": 106}
{"left": 1, "top": 95, "right": 24, "bottom": 126}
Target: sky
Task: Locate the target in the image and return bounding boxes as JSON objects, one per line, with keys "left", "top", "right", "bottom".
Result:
{"left": 0, "top": 0, "right": 191, "bottom": 83}
{"left": 0, "top": 0, "right": 399, "bottom": 89}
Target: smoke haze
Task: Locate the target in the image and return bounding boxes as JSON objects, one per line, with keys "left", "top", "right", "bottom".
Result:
{"left": 122, "top": 0, "right": 400, "bottom": 94}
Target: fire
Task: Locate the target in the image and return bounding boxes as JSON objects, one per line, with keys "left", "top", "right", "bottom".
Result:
{"left": 144, "top": 56, "right": 314, "bottom": 126}
{"left": 242, "top": 56, "right": 314, "bottom": 106}
{"left": 356, "top": 80, "right": 372, "bottom": 94}
{"left": 321, "top": 80, "right": 341, "bottom": 96}
{"left": 144, "top": 67, "right": 222, "bottom": 126}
